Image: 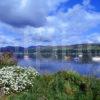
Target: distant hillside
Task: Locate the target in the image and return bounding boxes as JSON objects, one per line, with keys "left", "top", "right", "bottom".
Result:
{"left": 0, "top": 46, "right": 24, "bottom": 53}
{"left": 0, "top": 43, "right": 100, "bottom": 53}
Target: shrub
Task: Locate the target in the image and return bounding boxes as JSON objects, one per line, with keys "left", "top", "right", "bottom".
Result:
{"left": 0, "top": 52, "right": 17, "bottom": 68}
{"left": 0, "top": 66, "right": 38, "bottom": 95}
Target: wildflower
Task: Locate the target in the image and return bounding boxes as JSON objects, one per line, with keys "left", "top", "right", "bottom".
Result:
{"left": 0, "top": 66, "right": 38, "bottom": 94}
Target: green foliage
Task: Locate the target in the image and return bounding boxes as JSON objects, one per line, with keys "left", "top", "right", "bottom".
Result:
{"left": 7, "top": 71, "right": 100, "bottom": 100}
{"left": 90, "top": 78, "right": 100, "bottom": 100}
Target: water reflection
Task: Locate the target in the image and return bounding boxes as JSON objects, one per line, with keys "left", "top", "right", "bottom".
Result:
{"left": 17, "top": 57, "right": 100, "bottom": 77}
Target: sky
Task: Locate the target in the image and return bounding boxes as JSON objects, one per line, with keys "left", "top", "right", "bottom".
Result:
{"left": 0, "top": 0, "right": 100, "bottom": 47}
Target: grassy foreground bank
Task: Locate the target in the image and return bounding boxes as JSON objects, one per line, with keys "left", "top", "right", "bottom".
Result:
{"left": 2, "top": 71, "right": 99, "bottom": 100}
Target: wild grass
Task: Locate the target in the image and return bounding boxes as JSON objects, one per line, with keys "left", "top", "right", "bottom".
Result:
{"left": 7, "top": 71, "right": 100, "bottom": 100}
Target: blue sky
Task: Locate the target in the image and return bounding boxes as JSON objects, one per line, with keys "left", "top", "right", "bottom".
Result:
{"left": 0, "top": 0, "right": 100, "bottom": 47}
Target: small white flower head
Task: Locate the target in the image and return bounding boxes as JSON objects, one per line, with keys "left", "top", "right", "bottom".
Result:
{"left": 0, "top": 66, "right": 38, "bottom": 94}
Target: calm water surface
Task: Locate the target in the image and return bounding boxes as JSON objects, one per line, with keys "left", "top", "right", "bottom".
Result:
{"left": 17, "top": 58, "right": 100, "bottom": 77}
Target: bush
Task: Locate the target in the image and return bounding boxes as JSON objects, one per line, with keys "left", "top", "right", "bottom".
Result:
{"left": 0, "top": 52, "right": 17, "bottom": 68}
{"left": 0, "top": 66, "right": 38, "bottom": 95}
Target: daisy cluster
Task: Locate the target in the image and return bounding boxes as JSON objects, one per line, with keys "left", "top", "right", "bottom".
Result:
{"left": 0, "top": 66, "right": 38, "bottom": 95}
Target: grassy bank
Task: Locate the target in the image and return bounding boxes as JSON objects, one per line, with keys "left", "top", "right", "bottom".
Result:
{"left": 6, "top": 71, "right": 100, "bottom": 100}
